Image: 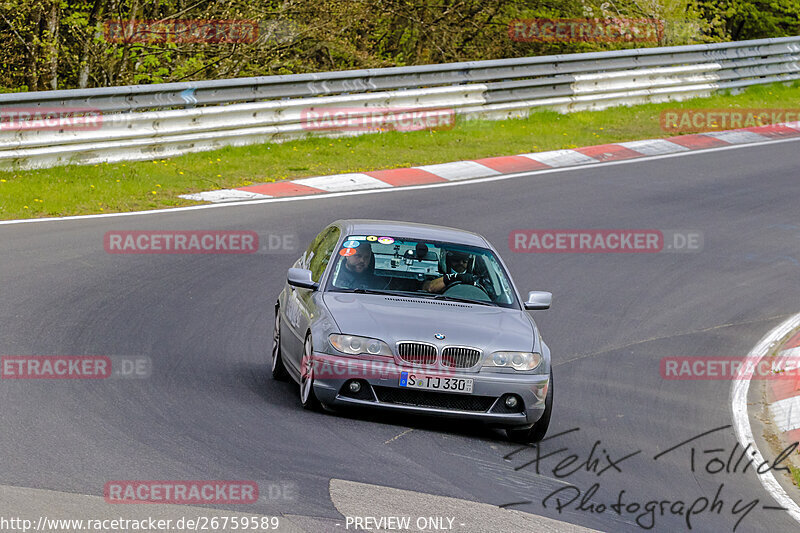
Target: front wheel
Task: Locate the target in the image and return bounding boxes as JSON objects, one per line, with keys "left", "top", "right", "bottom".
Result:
{"left": 299, "top": 335, "right": 321, "bottom": 410}
{"left": 506, "top": 369, "right": 553, "bottom": 443}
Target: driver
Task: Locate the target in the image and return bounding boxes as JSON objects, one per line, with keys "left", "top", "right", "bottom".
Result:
{"left": 422, "top": 250, "right": 480, "bottom": 293}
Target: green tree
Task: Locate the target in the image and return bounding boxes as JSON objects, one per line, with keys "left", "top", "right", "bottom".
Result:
{"left": 0, "top": 0, "right": 789, "bottom": 92}
{"left": 697, "top": 0, "right": 800, "bottom": 40}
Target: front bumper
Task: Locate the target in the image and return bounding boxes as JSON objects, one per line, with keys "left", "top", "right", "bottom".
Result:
{"left": 309, "top": 352, "right": 549, "bottom": 428}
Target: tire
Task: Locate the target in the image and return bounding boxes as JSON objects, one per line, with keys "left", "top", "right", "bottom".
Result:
{"left": 271, "top": 307, "right": 289, "bottom": 381}
{"left": 506, "top": 369, "right": 553, "bottom": 443}
{"left": 299, "top": 335, "right": 321, "bottom": 410}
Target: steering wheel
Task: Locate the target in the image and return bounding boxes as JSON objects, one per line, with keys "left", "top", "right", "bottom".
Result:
{"left": 442, "top": 281, "right": 492, "bottom": 302}
{"left": 444, "top": 274, "right": 488, "bottom": 292}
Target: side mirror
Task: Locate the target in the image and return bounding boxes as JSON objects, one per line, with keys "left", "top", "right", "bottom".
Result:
{"left": 287, "top": 268, "right": 318, "bottom": 290}
{"left": 524, "top": 291, "right": 552, "bottom": 310}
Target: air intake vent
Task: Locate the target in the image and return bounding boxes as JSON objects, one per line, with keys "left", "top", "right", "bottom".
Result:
{"left": 397, "top": 342, "right": 437, "bottom": 365}
{"left": 384, "top": 297, "right": 472, "bottom": 308}
{"left": 374, "top": 386, "right": 495, "bottom": 412}
{"left": 442, "top": 347, "right": 481, "bottom": 368}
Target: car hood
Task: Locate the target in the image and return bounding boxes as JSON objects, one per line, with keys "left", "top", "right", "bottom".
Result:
{"left": 322, "top": 293, "right": 536, "bottom": 352}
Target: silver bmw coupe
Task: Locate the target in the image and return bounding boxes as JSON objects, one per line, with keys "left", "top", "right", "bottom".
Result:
{"left": 272, "top": 219, "right": 553, "bottom": 442}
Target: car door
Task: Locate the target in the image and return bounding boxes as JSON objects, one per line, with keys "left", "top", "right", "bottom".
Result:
{"left": 282, "top": 225, "right": 341, "bottom": 376}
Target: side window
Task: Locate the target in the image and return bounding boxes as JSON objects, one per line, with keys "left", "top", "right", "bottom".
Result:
{"left": 307, "top": 226, "right": 341, "bottom": 282}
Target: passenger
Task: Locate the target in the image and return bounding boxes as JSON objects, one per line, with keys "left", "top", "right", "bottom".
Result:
{"left": 336, "top": 242, "right": 386, "bottom": 290}
{"left": 336, "top": 242, "right": 421, "bottom": 292}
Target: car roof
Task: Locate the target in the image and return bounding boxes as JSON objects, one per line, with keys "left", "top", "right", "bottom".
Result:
{"left": 334, "top": 219, "right": 489, "bottom": 248}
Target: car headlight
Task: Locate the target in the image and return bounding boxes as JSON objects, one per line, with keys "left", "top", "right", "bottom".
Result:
{"left": 329, "top": 334, "right": 392, "bottom": 356}
{"left": 486, "top": 351, "right": 542, "bottom": 371}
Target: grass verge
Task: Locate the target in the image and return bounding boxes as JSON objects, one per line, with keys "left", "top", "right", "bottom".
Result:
{"left": 1, "top": 81, "right": 798, "bottom": 220}
{"left": 791, "top": 465, "right": 800, "bottom": 487}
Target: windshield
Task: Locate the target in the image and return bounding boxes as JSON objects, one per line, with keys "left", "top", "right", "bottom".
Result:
{"left": 325, "top": 235, "right": 518, "bottom": 308}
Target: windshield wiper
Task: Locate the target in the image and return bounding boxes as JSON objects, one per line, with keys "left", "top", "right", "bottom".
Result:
{"left": 431, "top": 294, "right": 496, "bottom": 306}
{"left": 379, "top": 289, "right": 438, "bottom": 299}
{"left": 335, "top": 288, "right": 439, "bottom": 298}
{"left": 333, "top": 288, "right": 496, "bottom": 306}
{"left": 333, "top": 288, "right": 399, "bottom": 296}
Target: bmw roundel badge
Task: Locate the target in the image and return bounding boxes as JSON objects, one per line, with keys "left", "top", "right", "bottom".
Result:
{"left": 434, "top": 333, "right": 445, "bottom": 340}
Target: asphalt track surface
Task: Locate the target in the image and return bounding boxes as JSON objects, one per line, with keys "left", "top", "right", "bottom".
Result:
{"left": 2, "top": 139, "right": 800, "bottom": 532}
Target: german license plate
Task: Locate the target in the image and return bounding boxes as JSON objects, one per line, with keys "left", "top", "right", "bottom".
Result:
{"left": 399, "top": 372, "right": 473, "bottom": 394}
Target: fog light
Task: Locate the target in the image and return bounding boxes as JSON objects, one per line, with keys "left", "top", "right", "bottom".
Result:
{"left": 348, "top": 381, "right": 362, "bottom": 393}
{"left": 505, "top": 395, "right": 519, "bottom": 408}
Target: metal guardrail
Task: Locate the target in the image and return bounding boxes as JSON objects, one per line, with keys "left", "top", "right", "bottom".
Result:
{"left": 1, "top": 36, "right": 798, "bottom": 170}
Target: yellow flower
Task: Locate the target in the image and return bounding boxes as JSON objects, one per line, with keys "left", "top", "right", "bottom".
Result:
{"left": 179, "top": 171, "right": 184, "bottom": 175}
{"left": 116, "top": 179, "right": 120, "bottom": 182}
{"left": 216, "top": 158, "right": 221, "bottom": 161}
{"left": 156, "top": 184, "right": 161, "bottom": 187}
{"left": 217, "top": 174, "right": 222, "bottom": 177}
{"left": 0, "top": 179, "right": 5, "bottom": 183}
{"left": 23, "top": 205, "right": 28, "bottom": 209}
{"left": 151, "top": 191, "right": 157, "bottom": 195}
{"left": 90, "top": 185, "right": 95, "bottom": 188}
